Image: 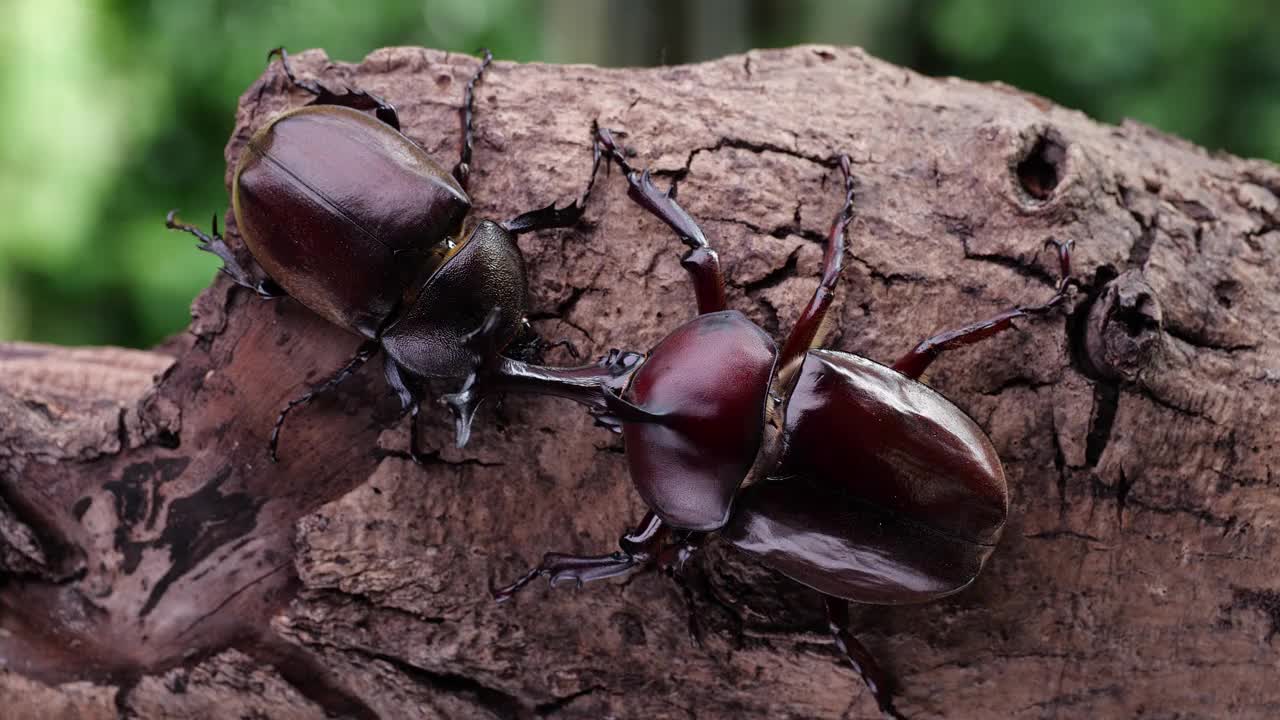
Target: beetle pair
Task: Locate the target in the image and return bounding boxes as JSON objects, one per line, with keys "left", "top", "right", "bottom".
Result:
{"left": 173, "top": 49, "right": 1073, "bottom": 719}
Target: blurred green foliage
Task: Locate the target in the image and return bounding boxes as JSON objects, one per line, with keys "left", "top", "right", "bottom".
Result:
{"left": 0, "top": 0, "right": 1275, "bottom": 348}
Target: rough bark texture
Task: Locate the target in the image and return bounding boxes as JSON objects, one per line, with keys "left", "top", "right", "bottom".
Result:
{"left": 2, "top": 45, "right": 1278, "bottom": 719}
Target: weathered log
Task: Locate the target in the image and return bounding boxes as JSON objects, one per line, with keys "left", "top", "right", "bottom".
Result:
{"left": 2, "top": 45, "right": 1278, "bottom": 719}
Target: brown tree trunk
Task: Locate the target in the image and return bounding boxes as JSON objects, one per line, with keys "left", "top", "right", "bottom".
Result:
{"left": 2, "top": 46, "right": 1278, "bottom": 720}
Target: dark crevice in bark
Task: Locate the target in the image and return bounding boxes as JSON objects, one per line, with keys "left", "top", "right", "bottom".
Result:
{"left": 249, "top": 635, "right": 381, "bottom": 720}
{"left": 1117, "top": 186, "right": 1158, "bottom": 269}
{"left": 1084, "top": 382, "right": 1120, "bottom": 469}
{"left": 846, "top": 253, "right": 923, "bottom": 288}
{"left": 960, "top": 237, "right": 1060, "bottom": 287}
{"left": 300, "top": 587, "right": 448, "bottom": 625}
{"left": 737, "top": 248, "right": 801, "bottom": 294}
{"left": 176, "top": 563, "right": 291, "bottom": 640}
{"left": 704, "top": 213, "right": 825, "bottom": 246}
{"left": 1049, "top": 413, "right": 1070, "bottom": 518}
{"left": 1168, "top": 198, "right": 1216, "bottom": 223}
{"left": 655, "top": 137, "right": 847, "bottom": 184}
{"left": 1088, "top": 481, "right": 1239, "bottom": 530}
{"left": 528, "top": 286, "right": 588, "bottom": 327}
{"left": 980, "top": 376, "right": 1057, "bottom": 397}
{"left": 1163, "top": 322, "right": 1258, "bottom": 353}
{"left": 0, "top": 475, "right": 80, "bottom": 582}
{"left": 352, "top": 646, "right": 531, "bottom": 720}
{"left": 1133, "top": 384, "right": 1215, "bottom": 423}
{"left": 535, "top": 685, "right": 605, "bottom": 717}
{"left": 1016, "top": 131, "right": 1066, "bottom": 202}
{"left": 1226, "top": 587, "right": 1280, "bottom": 642}
{"left": 1113, "top": 466, "right": 1135, "bottom": 526}
{"left": 114, "top": 676, "right": 140, "bottom": 720}
{"left": 1023, "top": 530, "right": 1105, "bottom": 543}
{"left": 376, "top": 448, "right": 506, "bottom": 467}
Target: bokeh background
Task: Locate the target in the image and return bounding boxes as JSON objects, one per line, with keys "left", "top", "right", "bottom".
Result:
{"left": 2, "top": 0, "right": 1277, "bottom": 348}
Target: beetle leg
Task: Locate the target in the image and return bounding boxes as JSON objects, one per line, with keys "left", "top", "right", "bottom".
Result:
{"left": 441, "top": 348, "right": 643, "bottom": 446}
{"left": 165, "top": 211, "right": 283, "bottom": 298}
{"left": 594, "top": 126, "right": 728, "bottom": 315}
{"left": 452, "top": 49, "right": 493, "bottom": 190}
{"left": 441, "top": 308, "right": 643, "bottom": 446}
{"left": 824, "top": 595, "right": 906, "bottom": 720}
{"left": 503, "top": 320, "right": 583, "bottom": 364}
{"left": 502, "top": 123, "right": 609, "bottom": 236}
{"left": 777, "top": 155, "right": 856, "bottom": 380}
{"left": 656, "top": 533, "right": 706, "bottom": 648}
{"left": 268, "top": 340, "right": 380, "bottom": 462}
{"left": 267, "top": 47, "right": 401, "bottom": 130}
{"left": 891, "top": 238, "right": 1075, "bottom": 380}
{"left": 492, "top": 512, "right": 665, "bottom": 602}
{"left": 383, "top": 357, "right": 431, "bottom": 465}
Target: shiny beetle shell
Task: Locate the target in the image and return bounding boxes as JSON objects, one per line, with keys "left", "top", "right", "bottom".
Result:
{"left": 723, "top": 350, "right": 1008, "bottom": 604}
{"left": 233, "top": 105, "right": 470, "bottom": 338}
{"left": 619, "top": 310, "right": 777, "bottom": 531}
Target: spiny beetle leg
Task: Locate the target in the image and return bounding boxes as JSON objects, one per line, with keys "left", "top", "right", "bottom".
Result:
{"left": 383, "top": 357, "right": 430, "bottom": 465}
{"left": 442, "top": 310, "right": 645, "bottom": 448}
{"left": 891, "top": 237, "right": 1075, "bottom": 380}
{"left": 655, "top": 533, "right": 706, "bottom": 648}
{"left": 594, "top": 125, "right": 728, "bottom": 315}
{"left": 825, "top": 596, "right": 906, "bottom": 720}
{"left": 777, "top": 154, "right": 856, "bottom": 375}
{"left": 452, "top": 49, "right": 493, "bottom": 190}
{"left": 165, "top": 211, "right": 283, "bottom": 298}
{"left": 504, "top": 323, "right": 583, "bottom": 364}
{"left": 493, "top": 512, "right": 666, "bottom": 603}
{"left": 268, "top": 340, "right": 380, "bottom": 463}
{"left": 501, "top": 330, "right": 583, "bottom": 363}
{"left": 490, "top": 551, "right": 644, "bottom": 602}
{"left": 267, "top": 46, "right": 400, "bottom": 130}
{"left": 502, "top": 122, "right": 610, "bottom": 237}
{"left": 501, "top": 200, "right": 589, "bottom": 236}
{"left": 535, "top": 337, "right": 581, "bottom": 361}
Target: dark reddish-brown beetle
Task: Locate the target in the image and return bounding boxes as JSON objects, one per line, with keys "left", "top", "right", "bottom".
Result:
{"left": 167, "top": 49, "right": 601, "bottom": 462}
{"left": 448, "top": 127, "right": 1073, "bottom": 718}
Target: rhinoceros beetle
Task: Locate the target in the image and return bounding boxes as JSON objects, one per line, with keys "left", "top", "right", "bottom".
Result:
{"left": 447, "top": 127, "right": 1074, "bottom": 718}
{"left": 167, "top": 48, "right": 603, "bottom": 462}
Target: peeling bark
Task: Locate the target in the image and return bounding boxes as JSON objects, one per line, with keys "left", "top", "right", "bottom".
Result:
{"left": 2, "top": 45, "right": 1278, "bottom": 719}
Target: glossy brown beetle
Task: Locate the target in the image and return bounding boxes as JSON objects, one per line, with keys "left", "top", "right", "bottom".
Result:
{"left": 449, "top": 127, "right": 1073, "bottom": 718}
{"left": 167, "top": 49, "right": 601, "bottom": 462}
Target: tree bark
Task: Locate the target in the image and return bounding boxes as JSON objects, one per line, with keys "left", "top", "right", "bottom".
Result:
{"left": 2, "top": 45, "right": 1278, "bottom": 720}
